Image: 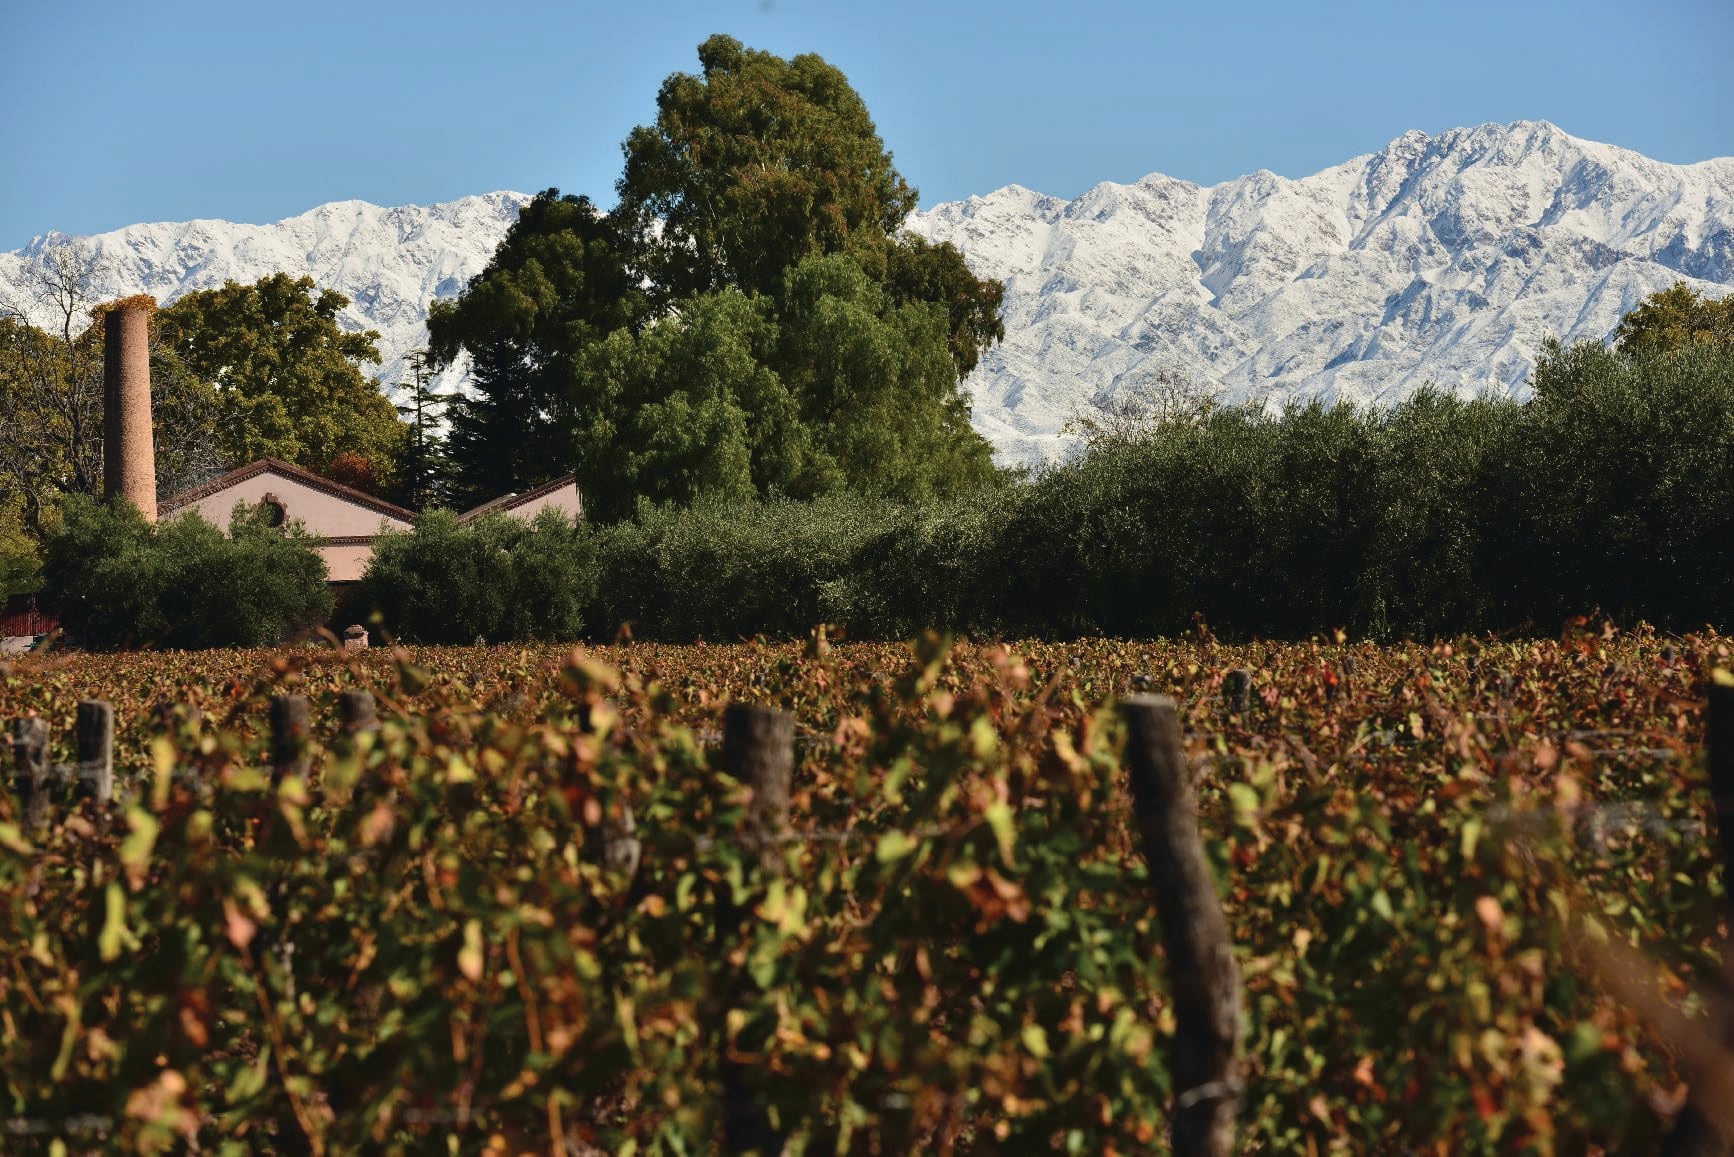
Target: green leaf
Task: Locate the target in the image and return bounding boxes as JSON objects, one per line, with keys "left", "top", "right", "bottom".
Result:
{"left": 875, "top": 830, "right": 919, "bottom": 863}
{"left": 1460, "top": 817, "right": 1483, "bottom": 861}
{"left": 1021, "top": 1024, "right": 1050, "bottom": 1058}
{"left": 228, "top": 1046, "right": 271, "bottom": 1103}
{"left": 99, "top": 881, "right": 136, "bottom": 961}
{"left": 119, "top": 808, "right": 159, "bottom": 887}
{"left": 1227, "top": 782, "right": 1260, "bottom": 824}
{"left": 0, "top": 822, "right": 32, "bottom": 855}
{"left": 985, "top": 801, "right": 1016, "bottom": 868}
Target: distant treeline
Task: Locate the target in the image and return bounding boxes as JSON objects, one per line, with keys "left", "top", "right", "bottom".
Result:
{"left": 355, "top": 336, "right": 1734, "bottom": 645}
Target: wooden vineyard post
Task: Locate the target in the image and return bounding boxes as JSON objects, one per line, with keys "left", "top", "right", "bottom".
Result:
{"left": 723, "top": 704, "right": 793, "bottom": 873}
{"left": 268, "top": 695, "right": 312, "bottom": 786}
{"left": 718, "top": 703, "right": 794, "bottom": 1156}
{"left": 330, "top": 689, "right": 380, "bottom": 802}
{"left": 11, "top": 717, "right": 49, "bottom": 832}
{"left": 1119, "top": 694, "right": 1244, "bottom": 1157}
{"left": 75, "top": 700, "right": 114, "bottom": 804}
{"left": 1221, "top": 669, "right": 1251, "bottom": 717}
{"left": 1663, "top": 679, "right": 1734, "bottom": 1157}
{"left": 336, "top": 689, "right": 377, "bottom": 735}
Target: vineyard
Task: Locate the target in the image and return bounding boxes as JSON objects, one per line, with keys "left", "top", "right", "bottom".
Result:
{"left": 0, "top": 628, "right": 1729, "bottom": 1154}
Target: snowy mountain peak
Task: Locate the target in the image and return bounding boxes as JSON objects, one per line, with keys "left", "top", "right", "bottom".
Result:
{"left": 908, "top": 119, "right": 1734, "bottom": 463}
{"left": 0, "top": 191, "right": 532, "bottom": 401}
{"left": 2, "top": 122, "right": 1729, "bottom": 468}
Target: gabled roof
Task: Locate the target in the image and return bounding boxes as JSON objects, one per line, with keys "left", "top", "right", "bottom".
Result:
{"left": 456, "top": 474, "right": 579, "bottom": 524}
{"left": 159, "top": 457, "right": 419, "bottom": 525}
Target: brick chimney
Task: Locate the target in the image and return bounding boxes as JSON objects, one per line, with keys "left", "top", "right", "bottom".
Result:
{"left": 102, "top": 297, "right": 157, "bottom": 523}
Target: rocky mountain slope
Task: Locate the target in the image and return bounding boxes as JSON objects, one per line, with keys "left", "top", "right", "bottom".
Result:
{"left": 0, "top": 191, "right": 531, "bottom": 403}
{"left": 3, "top": 120, "right": 1729, "bottom": 466}
{"left": 908, "top": 119, "right": 1734, "bottom": 463}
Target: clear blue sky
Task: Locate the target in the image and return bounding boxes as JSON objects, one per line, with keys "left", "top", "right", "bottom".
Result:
{"left": 2, "top": 0, "right": 1729, "bottom": 251}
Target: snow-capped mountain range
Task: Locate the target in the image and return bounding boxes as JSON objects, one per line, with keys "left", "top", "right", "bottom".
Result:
{"left": 3, "top": 120, "right": 1730, "bottom": 466}
{"left": 0, "top": 191, "right": 532, "bottom": 405}
{"left": 908, "top": 120, "right": 1734, "bottom": 463}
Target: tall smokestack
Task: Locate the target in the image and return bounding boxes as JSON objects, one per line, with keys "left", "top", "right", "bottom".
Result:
{"left": 102, "top": 297, "right": 157, "bottom": 523}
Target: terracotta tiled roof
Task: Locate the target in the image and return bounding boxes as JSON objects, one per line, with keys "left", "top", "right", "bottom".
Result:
{"left": 160, "top": 458, "right": 418, "bottom": 525}
{"left": 456, "top": 474, "right": 580, "bottom": 524}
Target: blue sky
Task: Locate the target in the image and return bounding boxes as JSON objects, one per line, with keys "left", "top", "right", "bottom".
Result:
{"left": 2, "top": 0, "right": 1729, "bottom": 250}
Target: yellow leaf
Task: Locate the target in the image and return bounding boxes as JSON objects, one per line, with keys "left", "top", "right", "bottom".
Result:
{"left": 875, "top": 830, "right": 919, "bottom": 863}
{"left": 458, "top": 919, "right": 484, "bottom": 981}
{"left": 119, "top": 808, "right": 159, "bottom": 891}
{"left": 0, "top": 822, "right": 32, "bottom": 855}
{"left": 99, "top": 882, "right": 137, "bottom": 962}
{"left": 150, "top": 735, "right": 175, "bottom": 810}
{"left": 984, "top": 801, "right": 1016, "bottom": 868}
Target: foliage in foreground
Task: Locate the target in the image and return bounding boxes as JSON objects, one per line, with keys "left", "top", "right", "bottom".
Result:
{"left": 0, "top": 630, "right": 1724, "bottom": 1152}
{"left": 39, "top": 495, "right": 333, "bottom": 650}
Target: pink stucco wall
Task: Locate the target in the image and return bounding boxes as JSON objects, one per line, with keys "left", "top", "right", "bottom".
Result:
{"left": 168, "top": 470, "right": 413, "bottom": 539}
{"left": 164, "top": 467, "right": 584, "bottom": 585}
{"left": 317, "top": 543, "right": 379, "bottom": 584}
{"left": 163, "top": 466, "right": 412, "bottom": 584}
{"left": 503, "top": 481, "right": 582, "bottom": 523}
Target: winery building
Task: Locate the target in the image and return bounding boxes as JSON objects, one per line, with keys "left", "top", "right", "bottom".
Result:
{"left": 2, "top": 296, "right": 582, "bottom": 649}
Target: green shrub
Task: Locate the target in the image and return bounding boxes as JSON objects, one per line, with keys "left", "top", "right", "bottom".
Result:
{"left": 590, "top": 492, "right": 902, "bottom": 641}
{"left": 41, "top": 495, "right": 333, "bottom": 650}
{"left": 359, "top": 508, "right": 596, "bottom": 644}
{"left": 577, "top": 341, "right": 1734, "bottom": 642}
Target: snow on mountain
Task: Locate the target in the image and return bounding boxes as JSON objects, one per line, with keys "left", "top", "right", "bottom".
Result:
{"left": 2, "top": 120, "right": 1729, "bottom": 468}
{"left": 908, "top": 120, "right": 1734, "bottom": 464}
{"left": 0, "top": 191, "right": 532, "bottom": 403}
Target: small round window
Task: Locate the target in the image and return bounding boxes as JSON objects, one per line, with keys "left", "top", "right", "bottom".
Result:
{"left": 257, "top": 495, "right": 287, "bottom": 528}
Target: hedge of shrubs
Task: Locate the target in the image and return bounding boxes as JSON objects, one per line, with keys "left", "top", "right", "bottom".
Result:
{"left": 41, "top": 496, "right": 332, "bottom": 650}
{"left": 570, "top": 338, "right": 1734, "bottom": 643}
{"left": 37, "top": 338, "right": 1734, "bottom": 649}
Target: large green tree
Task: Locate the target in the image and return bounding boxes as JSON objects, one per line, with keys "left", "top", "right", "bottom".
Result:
{"left": 156, "top": 273, "right": 407, "bottom": 487}
{"left": 1613, "top": 282, "right": 1734, "bottom": 357}
{"left": 429, "top": 35, "right": 1003, "bottom": 517}
{"left": 426, "top": 193, "right": 647, "bottom": 507}
{"left": 616, "top": 34, "right": 917, "bottom": 305}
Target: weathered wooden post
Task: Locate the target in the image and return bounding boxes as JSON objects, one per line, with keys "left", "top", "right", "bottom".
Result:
{"left": 336, "top": 689, "right": 377, "bottom": 735}
{"left": 269, "top": 695, "right": 312, "bottom": 786}
{"left": 717, "top": 703, "right": 794, "bottom": 1155}
{"left": 11, "top": 717, "right": 49, "bottom": 831}
{"left": 1663, "top": 680, "right": 1734, "bottom": 1156}
{"left": 1221, "top": 668, "right": 1251, "bottom": 716}
{"left": 723, "top": 704, "right": 793, "bottom": 872}
{"left": 324, "top": 689, "right": 379, "bottom": 805}
{"left": 75, "top": 700, "right": 114, "bottom": 804}
{"left": 1119, "top": 694, "right": 1244, "bottom": 1157}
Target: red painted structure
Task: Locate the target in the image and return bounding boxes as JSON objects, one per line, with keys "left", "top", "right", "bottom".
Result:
{"left": 1, "top": 595, "right": 55, "bottom": 639}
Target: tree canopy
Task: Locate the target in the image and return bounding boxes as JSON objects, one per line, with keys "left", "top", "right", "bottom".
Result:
{"left": 428, "top": 35, "right": 1004, "bottom": 518}
{"left": 156, "top": 273, "right": 406, "bottom": 489}
{"left": 1613, "top": 282, "right": 1734, "bottom": 357}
